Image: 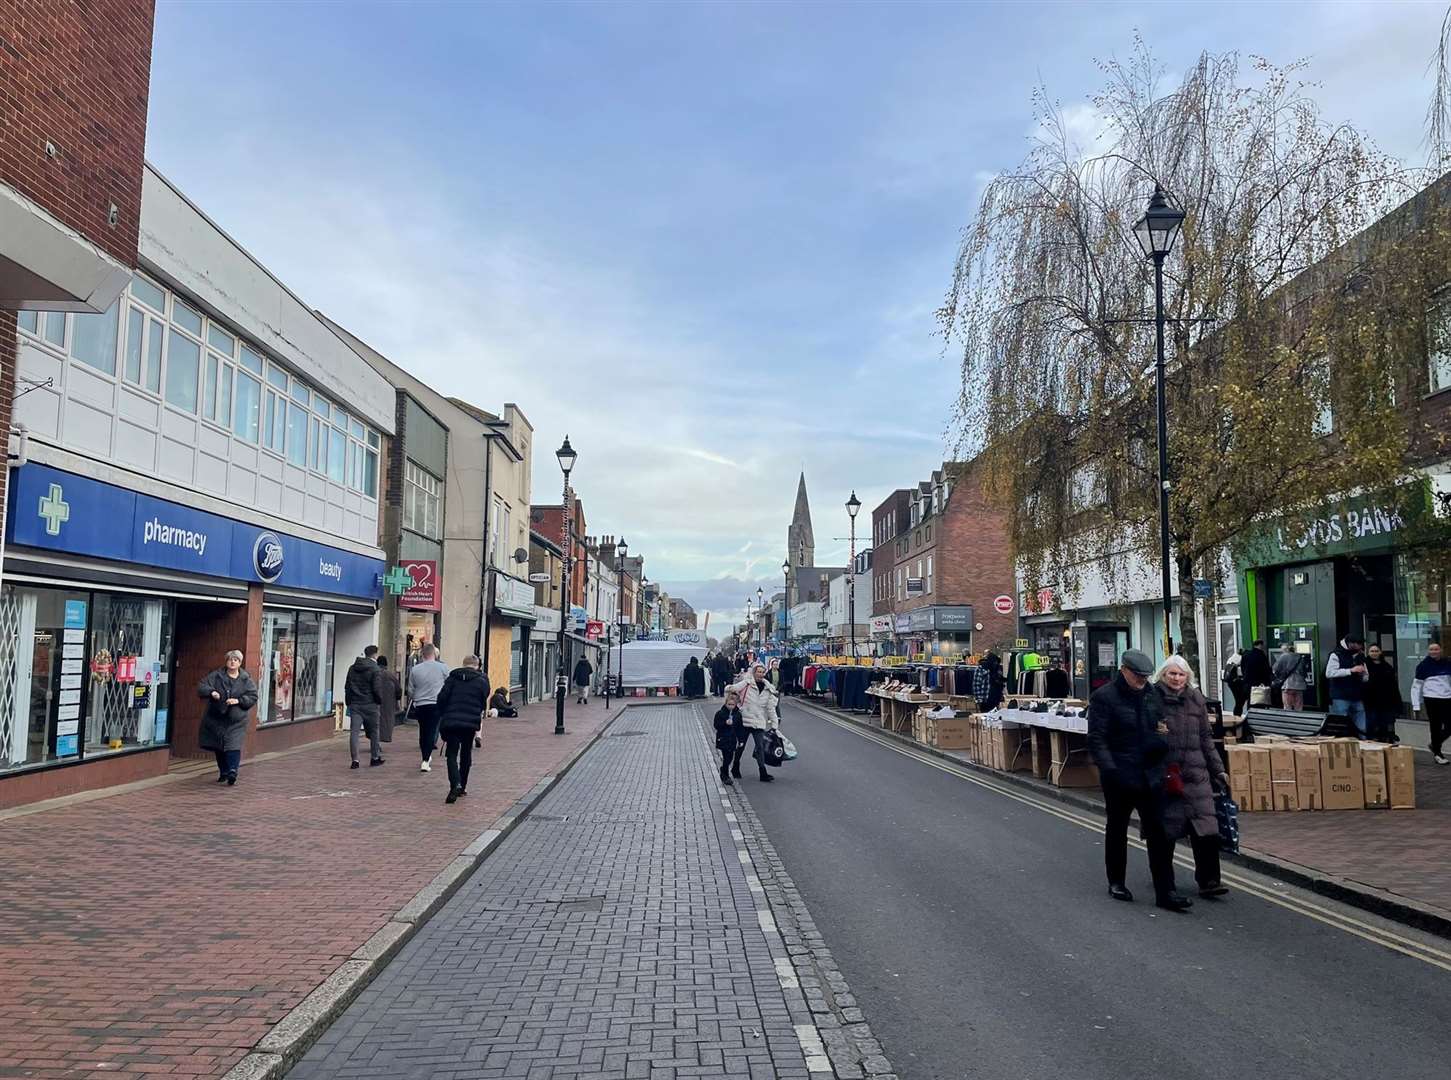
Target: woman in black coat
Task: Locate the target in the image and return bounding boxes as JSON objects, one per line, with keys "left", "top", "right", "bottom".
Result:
{"left": 197, "top": 649, "right": 258, "bottom": 786}
{"left": 1364, "top": 644, "right": 1402, "bottom": 743}
{"left": 682, "top": 657, "right": 706, "bottom": 699}
{"left": 436, "top": 655, "right": 490, "bottom": 804}
{"left": 713, "top": 690, "right": 745, "bottom": 786}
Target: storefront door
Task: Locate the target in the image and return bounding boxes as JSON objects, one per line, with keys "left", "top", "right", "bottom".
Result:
{"left": 1087, "top": 626, "right": 1129, "bottom": 692}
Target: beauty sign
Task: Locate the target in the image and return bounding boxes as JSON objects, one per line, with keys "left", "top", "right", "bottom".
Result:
{"left": 400, "top": 560, "right": 440, "bottom": 611}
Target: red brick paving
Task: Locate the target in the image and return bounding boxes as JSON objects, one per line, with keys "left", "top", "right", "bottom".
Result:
{"left": 0, "top": 698, "right": 614, "bottom": 1079}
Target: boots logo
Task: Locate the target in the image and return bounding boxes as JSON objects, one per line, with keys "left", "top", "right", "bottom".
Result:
{"left": 253, "top": 532, "right": 285, "bottom": 582}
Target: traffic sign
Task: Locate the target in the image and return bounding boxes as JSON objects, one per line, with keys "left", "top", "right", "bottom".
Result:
{"left": 993, "top": 594, "right": 1014, "bottom": 615}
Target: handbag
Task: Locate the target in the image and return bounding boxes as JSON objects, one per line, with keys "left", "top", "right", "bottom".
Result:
{"left": 1249, "top": 685, "right": 1272, "bottom": 706}
{"left": 1164, "top": 762, "right": 1185, "bottom": 797}
{"left": 763, "top": 729, "right": 787, "bottom": 768}
{"left": 1214, "top": 792, "right": 1241, "bottom": 854}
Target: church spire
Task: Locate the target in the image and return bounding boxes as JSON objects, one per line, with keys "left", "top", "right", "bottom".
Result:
{"left": 788, "top": 472, "right": 815, "bottom": 570}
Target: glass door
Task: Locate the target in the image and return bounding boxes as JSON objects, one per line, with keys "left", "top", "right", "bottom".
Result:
{"left": 1087, "top": 626, "right": 1129, "bottom": 693}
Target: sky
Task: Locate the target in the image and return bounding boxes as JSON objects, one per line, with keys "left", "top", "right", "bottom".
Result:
{"left": 145, "top": 0, "right": 1448, "bottom": 633}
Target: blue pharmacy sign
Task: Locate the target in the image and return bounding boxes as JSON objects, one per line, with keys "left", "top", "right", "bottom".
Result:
{"left": 7, "top": 464, "right": 384, "bottom": 599}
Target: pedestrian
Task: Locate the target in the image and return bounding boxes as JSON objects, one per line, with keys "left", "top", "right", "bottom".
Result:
{"left": 197, "top": 649, "right": 257, "bottom": 786}
{"left": 1086, "top": 648, "right": 1188, "bottom": 911}
{"left": 1364, "top": 644, "right": 1402, "bottom": 743}
{"left": 681, "top": 656, "right": 706, "bottom": 699}
{"left": 713, "top": 653, "right": 733, "bottom": 696}
{"left": 344, "top": 645, "right": 389, "bottom": 769}
{"left": 1152, "top": 656, "right": 1229, "bottom": 899}
{"left": 1221, "top": 647, "right": 1247, "bottom": 716}
{"left": 407, "top": 642, "right": 449, "bottom": 773}
{"left": 1411, "top": 641, "right": 1451, "bottom": 765}
{"left": 1325, "top": 633, "right": 1370, "bottom": 737}
{"left": 436, "top": 653, "right": 490, "bottom": 804}
{"left": 488, "top": 686, "right": 518, "bottom": 718}
{"left": 713, "top": 689, "right": 746, "bottom": 786}
{"left": 573, "top": 655, "right": 593, "bottom": 704}
{"left": 376, "top": 654, "right": 402, "bottom": 745}
{"left": 728, "top": 663, "right": 780, "bottom": 783}
{"left": 1241, "top": 639, "right": 1272, "bottom": 706}
{"left": 1272, "top": 644, "right": 1307, "bottom": 711}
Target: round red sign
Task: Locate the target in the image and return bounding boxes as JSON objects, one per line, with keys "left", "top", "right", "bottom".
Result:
{"left": 993, "top": 594, "right": 1014, "bottom": 615}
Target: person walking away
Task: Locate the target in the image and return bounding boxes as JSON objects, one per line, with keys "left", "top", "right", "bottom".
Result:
{"left": 1364, "top": 645, "right": 1402, "bottom": 744}
{"left": 436, "top": 654, "right": 490, "bottom": 803}
{"left": 573, "top": 655, "right": 594, "bottom": 705}
{"left": 1086, "top": 649, "right": 1188, "bottom": 911}
{"left": 1221, "top": 647, "right": 1246, "bottom": 717}
{"left": 1240, "top": 640, "right": 1272, "bottom": 707}
{"left": 1325, "top": 634, "right": 1370, "bottom": 737}
{"left": 714, "top": 690, "right": 746, "bottom": 786}
{"left": 407, "top": 642, "right": 449, "bottom": 772}
{"left": 488, "top": 686, "right": 519, "bottom": 718}
{"left": 1411, "top": 641, "right": 1451, "bottom": 765}
{"left": 682, "top": 656, "right": 706, "bottom": 699}
{"left": 1153, "top": 656, "right": 1229, "bottom": 899}
{"left": 376, "top": 655, "right": 402, "bottom": 746}
{"left": 728, "top": 663, "right": 780, "bottom": 783}
{"left": 197, "top": 649, "right": 258, "bottom": 786}
{"left": 345, "top": 645, "right": 389, "bottom": 769}
{"left": 714, "top": 653, "right": 733, "bottom": 696}
{"left": 1272, "top": 644, "right": 1307, "bottom": 711}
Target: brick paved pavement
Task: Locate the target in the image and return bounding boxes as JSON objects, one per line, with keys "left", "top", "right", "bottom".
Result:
{"left": 289, "top": 704, "right": 817, "bottom": 1080}
{"left": 0, "top": 698, "right": 611, "bottom": 1080}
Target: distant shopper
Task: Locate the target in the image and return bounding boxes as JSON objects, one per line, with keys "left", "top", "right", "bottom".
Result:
{"left": 1272, "top": 644, "right": 1307, "bottom": 711}
{"left": 728, "top": 663, "right": 780, "bottom": 783}
{"left": 713, "top": 653, "right": 734, "bottom": 696}
{"left": 1221, "top": 648, "right": 1246, "bottom": 716}
{"left": 344, "top": 645, "right": 388, "bottom": 769}
{"left": 197, "top": 649, "right": 258, "bottom": 786}
{"left": 488, "top": 686, "right": 518, "bottom": 719}
{"left": 1153, "top": 656, "right": 1229, "bottom": 899}
{"left": 436, "top": 654, "right": 490, "bottom": 804}
{"left": 1411, "top": 642, "right": 1451, "bottom": 765}
{"left": 1364, "top": 645, "right": 1402, "bottom": 744}
{"left": 573, "top": 656, "right": 594, "bottom": 705}
{"left": 376, "top": 655, "right": 402, "bottom": 745}
{"left": 681, "top": 656, "right": 706, "bottom": 699}
{"left": 1086, "top": 648, "right": 1187, "bottom": 911}
{"left": 407, "top": 642, "right": 449, "bottom": 773}
{"left": 1325, "top": 633, "right": 1370, "bottom": 737}
{"left": 713, "top": 690, "right": 746, "bottom": 786}
{"left": 1241, "top": 640, "right": 1272, "bottom": 706}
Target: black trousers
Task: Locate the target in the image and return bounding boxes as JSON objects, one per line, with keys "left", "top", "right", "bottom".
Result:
{"left": 1426, "top": 697, "right": 1450, "bottom": 756}
{"left": 444, "top": 735, "right": 473, "bottom": 791}
{"left": 415, "top": 704, "right": 440, "bottom": 761}
{"left": 1168, "top": 831, "right": 1222, "bottom": 889}
{"left": 731, "top": 729, "right": 769, "bottom": 777}
{"left": 1102, "top": 781, "right": 1177, "bottom": 899}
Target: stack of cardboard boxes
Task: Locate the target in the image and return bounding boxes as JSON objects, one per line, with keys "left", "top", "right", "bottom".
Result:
{"left": 912, "top": 703, "right": 974, "bottom": 750}
{"left": 1227, "top": 738, "right": 1416, "bottom": 812}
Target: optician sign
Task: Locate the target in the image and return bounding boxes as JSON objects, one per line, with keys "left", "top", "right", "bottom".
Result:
{"left": 9, "top": 463, "right": 383, "bottom": 598}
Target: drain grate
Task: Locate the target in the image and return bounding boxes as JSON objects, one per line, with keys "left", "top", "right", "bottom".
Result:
{"left": 609, "top": 730, "right": 649, "bottom": 737}
{"left": 527, "top": 814, "right": 569, "bottom": 823}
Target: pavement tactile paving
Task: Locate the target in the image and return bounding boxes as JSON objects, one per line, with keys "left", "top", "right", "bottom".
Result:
{"left": 288, "top": 704, "right": 813, "bottom": 1080}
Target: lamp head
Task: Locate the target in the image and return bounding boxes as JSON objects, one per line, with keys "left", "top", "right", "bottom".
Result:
{"left": 846, "top": 490, "right": 861, "bottom": 519}
{"left": 1133, "top": 184, "right": 1185, "bottom": 259}
{"left": 555, "top": 435, "right": 577, "bottom": 475}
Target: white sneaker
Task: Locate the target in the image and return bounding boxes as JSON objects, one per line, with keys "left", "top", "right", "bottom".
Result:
{"left": 420, "top": 759, "right": 431, "bottom": 772}
{"left": 1435, "top": 755, "right": 1449, "bottom": 766}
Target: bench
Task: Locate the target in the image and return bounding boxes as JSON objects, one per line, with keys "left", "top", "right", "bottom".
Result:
{"left": 1243, "top": 706, "right": 1344, "bottom": 739}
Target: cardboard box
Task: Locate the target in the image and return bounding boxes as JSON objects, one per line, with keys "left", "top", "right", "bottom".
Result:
{"left": 935, "top": 718, "right": 973, "bottom": 750}
{"left": 1226, "top": 745, "right": 1256, "bottom": 810}
{"left": 1386, "top": 745, "right": 1416, "bottom": 809}
{"left": 1030, "top": 727, "right": 1053, "bottom": 779}
{"left": 1292, "top": 744, "right": 1323, "bottom": 810}
{"left": 1319, "top": 739, "right": 1364, "bottom": 810}
{"left": 1048, "top": 730, "right": 1099, "bottom": 788}
{"left": 1360, "top": 743, "right": 1389, "bottom": 809}
{"left": 1267, "top": 747, "right": 1299, "bottom": 810}
{"left": 1248, "top": 746, "right": 1273, "bottom": 812}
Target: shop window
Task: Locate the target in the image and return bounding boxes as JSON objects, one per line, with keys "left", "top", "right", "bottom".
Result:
{"left": 294, "top": 612, "right": 335, "bottom": 719}
{"left": 70, "top": 301, "right": 120, "bottom": 376}
{"left": 130, "top": 275, "right": 166, "bottom": 314}
{"left": 86, "top": 594, "right": 173, "bottom": 756}
{"left": 405, "top": 461, "right": 442, "bottom": 539}
{"left": 259, "top": 610, "right": 297, "bottom": 725}
{"left": 164, "top": 328, "right": 201, "bottom": 412}
{"left": 259, "top": 609, "right": 335, "bottom": 726}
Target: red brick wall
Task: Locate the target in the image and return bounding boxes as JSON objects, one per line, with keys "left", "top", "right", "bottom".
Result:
{"left": 938, "top": 469, "right": 1018, "bottom": 651}
{"left": 170, "top": 586, "right": 264, "bottom": 760}
{"left": 0, "top": 744, "right": 167, "bottom": 810}
{"left": 0, "top": 0, "right": 156, "bottom": 269}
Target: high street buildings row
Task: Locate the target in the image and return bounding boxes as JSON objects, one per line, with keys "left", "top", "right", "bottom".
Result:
{"left": 0, "top": 3, "right": 682, "bottom": 808}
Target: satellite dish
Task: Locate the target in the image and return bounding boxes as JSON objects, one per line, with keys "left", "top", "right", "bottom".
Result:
{"left": 512, "top": 547, "right": 529, "bottom": 563}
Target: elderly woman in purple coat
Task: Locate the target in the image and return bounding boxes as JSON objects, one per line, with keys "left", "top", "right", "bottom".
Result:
{"left": 1152, "top": 655, "right": 1230, "bottom": 898}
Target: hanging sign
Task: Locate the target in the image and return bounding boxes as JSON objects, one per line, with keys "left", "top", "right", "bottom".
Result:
{"left": 1193, "top": 578, "right": 1214, "bottom": 599}
{"left": 993, "top": 595, "right": 1014, "bottom": 615}
{"left": 586, "top": 620, "right": 604, "bottom": 640}
{"left": 400, "top": 560, "right": 440, "bottom": 611}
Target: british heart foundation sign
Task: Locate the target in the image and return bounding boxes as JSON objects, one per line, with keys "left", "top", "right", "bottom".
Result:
{"left": 400, "top": 560, "right": 440, "bottom": 611}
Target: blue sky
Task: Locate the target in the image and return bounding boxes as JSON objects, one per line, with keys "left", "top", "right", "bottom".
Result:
{"left": 147, "top": 0, "right": 1444, "bottom": 632}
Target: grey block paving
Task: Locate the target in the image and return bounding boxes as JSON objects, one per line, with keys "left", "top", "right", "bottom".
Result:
{"left": 288, "top": 706, "right": 811, "bottom": 1080}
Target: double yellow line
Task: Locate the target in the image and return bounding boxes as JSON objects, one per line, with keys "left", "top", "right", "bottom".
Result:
{"left": 800, "top": 704, "right": 1451, "bottom": 973}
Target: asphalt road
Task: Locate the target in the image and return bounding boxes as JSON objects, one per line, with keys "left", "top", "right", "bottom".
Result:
{"left": 745, "top": 699, "right": 1451, "bottom": 1080}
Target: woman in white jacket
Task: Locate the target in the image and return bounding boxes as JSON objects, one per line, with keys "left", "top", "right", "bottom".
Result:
{"left": 728, "top": 663, "right": 780, "bottom": 782}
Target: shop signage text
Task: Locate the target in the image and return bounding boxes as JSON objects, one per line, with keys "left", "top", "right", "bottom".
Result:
{"left": 400, "top": 560, "right": 440, "bottom": 611}
{"left": 1272, "top": 503, "right": 1406, "bottom": 554}
{"left": 9, "top": 464, "right": 383, "bottom": 598}
{"left": 494, "top": 573, "right": 536, "bottom": 618}
{"left": 870, "top": 615, "right": 894, "bottom": 634}
{"left": 993, "top": 594, "right": 1014, "bottom": 615}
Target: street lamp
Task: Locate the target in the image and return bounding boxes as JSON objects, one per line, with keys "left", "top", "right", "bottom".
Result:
{"left": 757, "top": 586, "right": 764, "bottom": 651}
{"left": 781, "top": 559, "right": 791, "bottom": 650}
{"left": 1133, "top": 184, "right": 1186, "bottom": 660}
{"left": 606, "top": 537, "right": 627, "bottom": 708}
{"left": 554, "top": 435, "right": 577, "bottom": 735}
{"left": 846, "top": 490, "right": 861, "bottom": 661}
{"left": 745, "top": 596, "right": 753, "bottom": 658}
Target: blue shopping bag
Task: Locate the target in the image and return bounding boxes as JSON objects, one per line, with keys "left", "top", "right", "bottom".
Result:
{"left": 1214, "top": 792, "right": 1240, "bottom": 854}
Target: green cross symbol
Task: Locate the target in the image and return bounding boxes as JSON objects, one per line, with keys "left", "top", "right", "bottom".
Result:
{"left": 382, "top": 566, "right": 415, "bottom": 595}
{"left": 38, "top": 483, "right": 70, "bottom": 536}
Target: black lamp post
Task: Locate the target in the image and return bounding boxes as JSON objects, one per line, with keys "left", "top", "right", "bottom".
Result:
{"left": 606, "top": 537, "right": 627, "bottom": 708}
{"left": 781, "top": 559, "right": 791, "bottom": 649}
{"left": 554, "top": 435, "right": 577, "bottom": 734}
{"left": 846, "top": 490, "right": 861, "bottom": 660}
{"left": 1133, "top": 185, "right": 1186, "bottom": 660}
{"left": 756, "top": 586, "right": 764, "bottom": 651}
{"left": 745, "top": 596, "right": 753, "bottom": 657}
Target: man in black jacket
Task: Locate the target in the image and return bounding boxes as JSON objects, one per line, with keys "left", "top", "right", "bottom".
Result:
{"left": 1240, "top": 640, "right": 1272, "bottom": 703}
{"left": 345, "top": 645, "right": 388, "bottom": 769}
{"left": 437, "top": 654, "right": 491, "bottom": 804}
{"left": 1087, "top": 648, "right": 1189, "bottom": 911}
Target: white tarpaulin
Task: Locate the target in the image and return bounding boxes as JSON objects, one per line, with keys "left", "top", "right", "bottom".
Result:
{"left": 614, "top": 639, "right": 709, "bottom": 688}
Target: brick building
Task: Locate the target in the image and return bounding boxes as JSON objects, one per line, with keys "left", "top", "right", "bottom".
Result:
{"left": 1, "top": 0, "right": 156, "bottom": 552}
{"left": 870, "top": 488, "right": 912, "bottom": 647}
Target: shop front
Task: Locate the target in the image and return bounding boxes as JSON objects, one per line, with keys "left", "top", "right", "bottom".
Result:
{"left": 1237, "top": 486, "right": 1450, "bottom": 710}
{"left": 490, "top": 572, "right": 536, "bottom": 705}
{"left": 526, "top": 604, "right": 561, "bottom": 704}
{"left": 1, "top": 462, "right": 384, "bottom": 806}
{"left": 902, "top": 605, "right": 974, "bottom": 658}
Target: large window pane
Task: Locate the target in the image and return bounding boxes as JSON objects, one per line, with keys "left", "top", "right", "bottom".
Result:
{"left": 267, "top": 365, "right": 288, "bottom": 391}
{"left": 310, "top": 417, "right": 322, "bottom": 472}
{"left": 86, "top": 593, "right": 173, "bottom": 754}
{"left": 164, "top": 330, "right": 200, "bottom": 412}
{"left": 239, "top": 345, "right": 264, "bottom": 375}
{"left": 171, "top": 300, "right": 202, "bottom": 337}
{"left": 42, "top": 312, "right": 65, "bottom": 348}
{"left": 363, "top": 448, "right": 378, "bottom": 498}
{"left": 259, "top": 610, "right": 296, "bottom": 725}
{"left": 219, "top": 366, "right": 232, "bottom": 425}
{"left": 233, "top": 372, "right": 261, "bottom": 442}
{"left": 124, "top": 308, "right": 143, "bottom": 383}
{"left": 291, "top": 383, "right": 310, "bottom": 406}
{"left": 146, "top": 319, "right": 163, "bottom": 393}
{"left": 328, "top": 427, "right": 346, "bottom": 483}
{"left": 208, "top": 325, "right": 235, "bottom": 356}
{"left": 17, "top": 310, "right": 38, "bottom": 334}
{"left": 293, "top": 613, "right": 334, "bottom": 718}
{"left": 286, "top": 401, "right": 308, "bottom": 466}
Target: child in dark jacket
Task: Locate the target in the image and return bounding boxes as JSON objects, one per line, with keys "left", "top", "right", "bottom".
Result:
{"left": 714, "top": 691, "right": 746, "bottom": 786}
